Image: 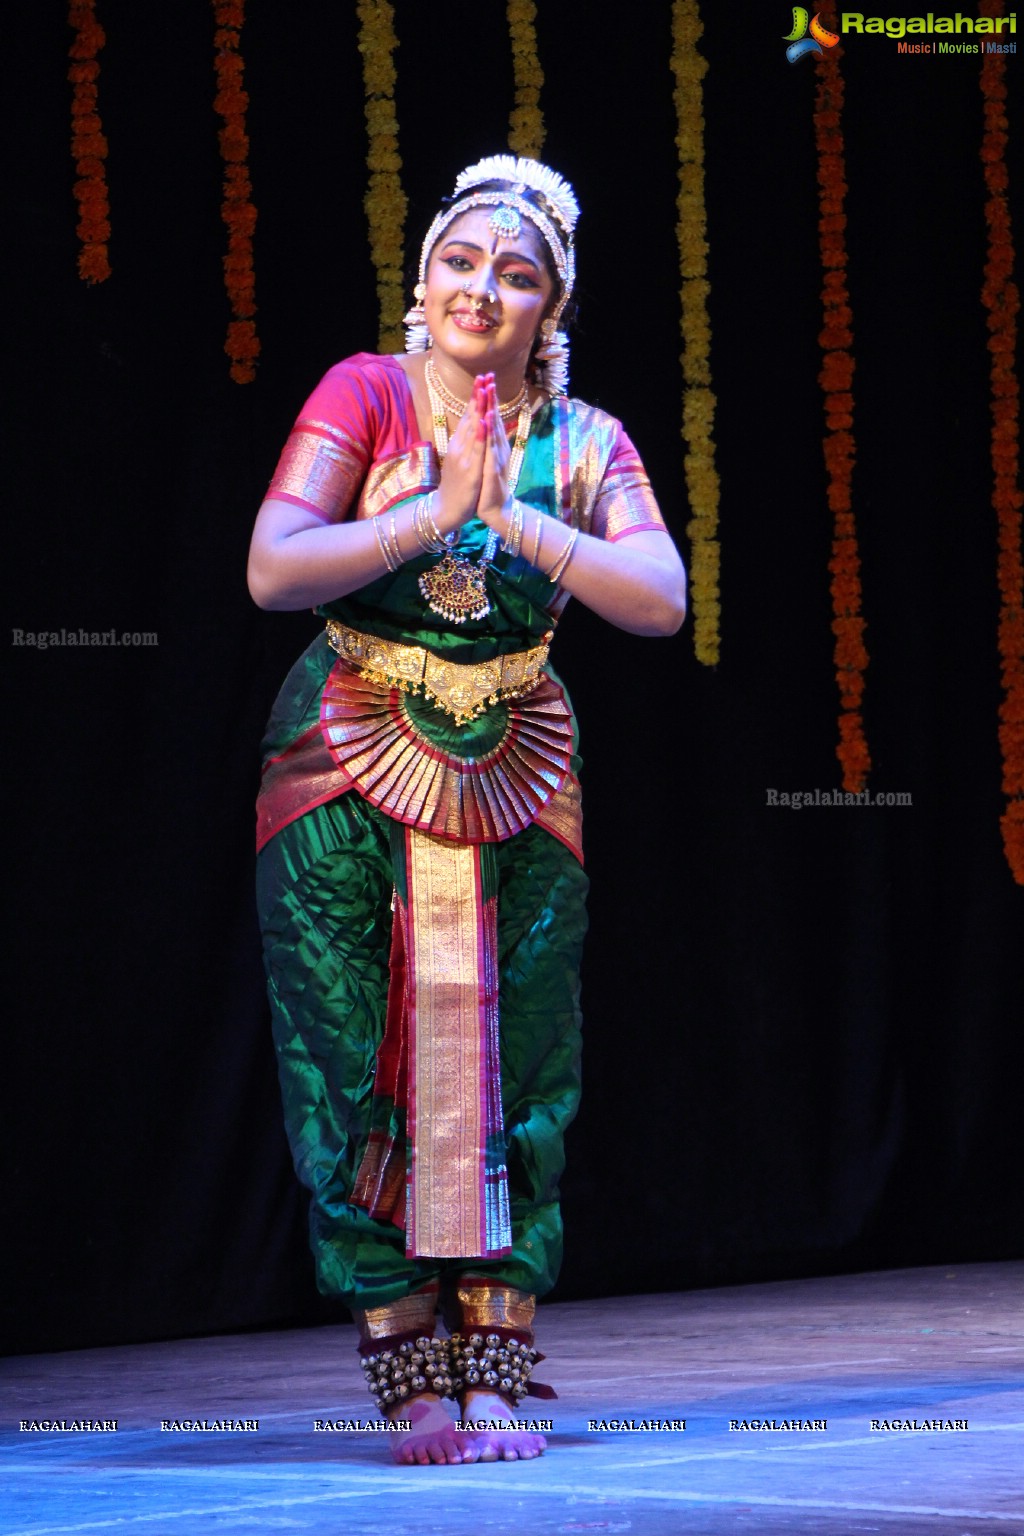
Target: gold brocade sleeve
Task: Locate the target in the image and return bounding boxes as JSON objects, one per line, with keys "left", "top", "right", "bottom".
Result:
{"left": 266, "top": 418, "right": 367, "bottom": 524}
{"left": 590, "top": 451, "right": 667, "bottom": 542}
{"left": 358, "top": 445, "right": 438, "bottom": 520}
{"left": 562, "top": 402, "right": 667, "bottom": 543}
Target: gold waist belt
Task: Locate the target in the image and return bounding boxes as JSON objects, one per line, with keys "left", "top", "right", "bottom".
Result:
{"left": 325, "top": 620, "right": 551, "bottom": 726}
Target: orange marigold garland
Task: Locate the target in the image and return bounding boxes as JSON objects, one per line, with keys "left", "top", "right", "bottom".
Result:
{"left": 979, "top": 0, "right": 1024, "bottom": 884}
{"left": 814, "top": 45, "right": 870, "bottom": 792}
{"left": 507, "top": 0, "right": 545, "bottom": 159}
{"left": 356, "top": 0, "right": 408, "bottom": 353}
{"left": 68, "top": 0, "right": 111, "bottom": 284}
{"left": 671, "top": 0, "right": 721, "bottom": 666}
{"left": 212, "top": 0, "right": 259, "bottom": 384}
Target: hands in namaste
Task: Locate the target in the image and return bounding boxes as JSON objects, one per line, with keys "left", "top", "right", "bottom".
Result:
{"left": 435, "top": 373, "right": 517, "bottom": 535}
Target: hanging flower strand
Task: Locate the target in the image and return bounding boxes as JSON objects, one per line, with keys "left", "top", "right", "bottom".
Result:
{"left": 212, "top": 0, "right": 259, "bottom": 384}
{"left": 507, "top": 0, "right": 545, "bottom": 159}
{"left": 979, "top": 0, "right": 1024, "bottom": 884}
{"left": 814, "top": 44, "right": 870, "bottom": 793}
{"left": 356, "top": 0, "right": 408, "bottom": 353}
{"left": 671, "top": 0, "right": 721, "bottom": 666}
{"left": 68, "top": 0, "right": 111, "bottom": 284}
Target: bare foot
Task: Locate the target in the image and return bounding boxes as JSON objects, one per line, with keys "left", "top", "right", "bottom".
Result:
{"left": 386, "top": 1394, "right": 478, "bottom": 1466}
{"left": 458, "top": 1390, "right": 547, "bottom": 1461}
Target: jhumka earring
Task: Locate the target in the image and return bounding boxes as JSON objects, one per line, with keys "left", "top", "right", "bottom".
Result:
{"left": 403, "top": 281, "right": 430, "bottom": 352}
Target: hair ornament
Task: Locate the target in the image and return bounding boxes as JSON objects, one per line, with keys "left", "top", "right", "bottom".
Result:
{"left": 533, "top": 325, "right": 570, "bottom": 397}
{"left": 452, "top": 155, "right": 580, "bottom": 237}
{"left": 488, "top": 203, "right": 523, "bottom": 240}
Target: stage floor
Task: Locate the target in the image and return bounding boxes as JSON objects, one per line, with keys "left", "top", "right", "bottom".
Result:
{"left": 2, "top": 1262, "right": 1021, "bottom": 1535}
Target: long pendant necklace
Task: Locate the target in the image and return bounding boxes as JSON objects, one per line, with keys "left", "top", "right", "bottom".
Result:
{"left": 419, "top": 361, "right": 532, "bottom": 624}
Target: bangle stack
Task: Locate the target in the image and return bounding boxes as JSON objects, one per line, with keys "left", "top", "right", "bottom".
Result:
{"left": 546, "top": 526, "right": 579, "bottom": 586}
{"left": 500, "top": 499, "right": 525, "bottom": 559}
{"left": 413, "top": 492, "right": 447, "bottom": 555}
{"left": 374, "top": 512, "right": 404, "bottom": 573}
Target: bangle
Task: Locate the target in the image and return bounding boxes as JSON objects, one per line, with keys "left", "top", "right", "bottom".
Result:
{"left": 374, "top": 515, "right": 397, "bottom": 573}
{"left": 389, "top": 512, "right": 402, "bottom": 565}
{"left": 414, "top": 492, "right": 447, "bottom": 554}
{"left": 373, "top": 513, "right": 402, "bottom": 573}
{"left": 546, "top": 526, "right": 579, "bottom": 586}
{"left": 530, "top": 512, "right": 544, "bottom": 569}
{"left": 500, "top": 498, "right": 524, "bottom": 559}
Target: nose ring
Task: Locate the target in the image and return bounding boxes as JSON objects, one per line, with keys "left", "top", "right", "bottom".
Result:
{"left": 460, "top": 282, "right": 497, "bottom": 308}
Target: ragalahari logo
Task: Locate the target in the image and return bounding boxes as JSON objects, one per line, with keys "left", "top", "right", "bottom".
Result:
{"left": 785, "top": 7, "right": 841, "bottom": 61}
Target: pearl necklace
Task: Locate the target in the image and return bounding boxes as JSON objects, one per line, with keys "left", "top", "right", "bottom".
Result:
{"left": 418, "top": 366, "right": 533, "bottom": 625}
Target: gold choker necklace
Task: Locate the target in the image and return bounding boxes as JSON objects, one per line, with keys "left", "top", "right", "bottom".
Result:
{"left": 425, "top": 357, "right": 528, "bottom": 422}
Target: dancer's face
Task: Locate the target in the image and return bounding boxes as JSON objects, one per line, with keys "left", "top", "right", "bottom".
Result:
{"left": 424, "top": 208, "right": 555, "bottom": 379}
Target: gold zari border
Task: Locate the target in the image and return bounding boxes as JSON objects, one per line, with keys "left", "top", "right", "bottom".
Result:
{"left": 535, "top": 771, "right": 583, "bottom": 864}
{"left": 455, "top": 1282, "right": 537, "bottom": 1334}
{"left": 359, "top": 445, "right": 437, "bottom": 520}
{"left": 355, "top": 1288, "right": 439, "bottom": 1342}
{"left": 267, "top": 420, "right": 365, "bottom": 523}
{"left": 408, "top": 832, "right": 490, "bottom": 1257}
{"left": 595, "top": 463, "right": 667, "bottom": 541}
{"left": 326, "top": 620, "right": 551, "bottom": 726}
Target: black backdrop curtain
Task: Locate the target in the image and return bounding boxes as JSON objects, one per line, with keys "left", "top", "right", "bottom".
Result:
{"left": 6, "top": 3, "right": 1021, "bottom": 1356}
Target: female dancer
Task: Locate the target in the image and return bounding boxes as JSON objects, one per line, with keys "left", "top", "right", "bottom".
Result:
{"left": 248, "top": 155, "right": 686, "bottom": 1465}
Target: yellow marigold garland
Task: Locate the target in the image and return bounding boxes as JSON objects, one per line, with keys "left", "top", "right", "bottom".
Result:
{"left": 979, "top": 0, "right": 1024, "bottom": 884}
{"left": 212, "top": 0, "right": 259, "bottom": 383}
{"left": 671, "top": 0, "right": 721, "bottom": 666}
{"left": 356, "top": 1, "right": 408, "bottom": 353}
{"left": 68, "top": 0, "right": 111, "bottom": 284}
{"left": 814, "top": 46, "right": 870, "bottom": 793}
{"left": 507, "top": 0, "right": 545, "bottom": 159}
